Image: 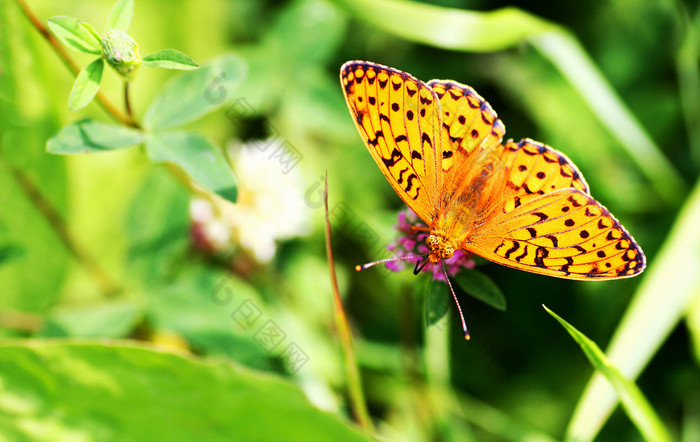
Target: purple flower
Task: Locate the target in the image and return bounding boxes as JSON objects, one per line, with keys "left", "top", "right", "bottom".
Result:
{"left": 386, "top": 208, "right": 475, "bottom": 281}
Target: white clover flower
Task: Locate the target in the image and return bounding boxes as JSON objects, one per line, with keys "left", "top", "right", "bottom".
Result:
{"left": 190, "top": 139, "right": 309, "bottom": 263}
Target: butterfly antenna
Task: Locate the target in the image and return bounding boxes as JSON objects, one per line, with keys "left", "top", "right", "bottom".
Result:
{"left": 355, "top": 254, "right": 423, "bottom": 272}
{"left": 442, "top": 261, "right": 471, "bottom": 340}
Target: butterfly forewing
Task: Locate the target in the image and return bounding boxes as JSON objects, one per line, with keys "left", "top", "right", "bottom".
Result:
{"left": 427, "top": 80, "right": 505, "bottom": 174}
{"left": 341, "top": 61, "right": 442, "bottom": 224}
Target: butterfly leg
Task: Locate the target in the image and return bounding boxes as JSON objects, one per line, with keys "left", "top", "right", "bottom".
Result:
{"left": 413, "top": 257, "right": 430, "bottom": 274}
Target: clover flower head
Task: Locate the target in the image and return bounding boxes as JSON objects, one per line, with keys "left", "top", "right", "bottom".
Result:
{"left": 386, "top": 208, "right": 475, "bottom": 281}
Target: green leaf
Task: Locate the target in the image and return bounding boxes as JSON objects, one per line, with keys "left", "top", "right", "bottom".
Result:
{"left": 106, "top": 0, "right": 134, "bottom": 31}
{"left": 47, "top": 16, "right": 102, "bottom": 54}
{"left": 0, "top": 341, "right": 371, "bottom": 441}
{"left": 68, "top": 58, "right": 104, "bottom": 110}
{"left": 331, "top": 0, "right": 556, "bottom": 52}
{"left": 145, "top": 131, "right": 237, "bottom": 202}
{"left": 47, "top": 119, "right": 144, "bottom": 154}
{"left": 39, "top": 301, "right": 143, "bottom": 338}
{"left": 0, "top": 244, "right": 24, "bottom": 265}
{"left": 568, "top": 177, "right": 700, "bottom": 441}
{"left": 143, "top": 49, "right": 199, "bottom": 70}
{"left": 143, "top": 53, "right": 247, "bottom": 129}
{"left": 421, "top": 277, "right": 450, "bottom": 327}
{"left": 453, "top": 268, "right": 506, "bottom": 311}
{"left": 544, "top": 306, "right": 672, "bottom": 442}
{"left": 80, "top": 21, "right": 102, "bottom": 44}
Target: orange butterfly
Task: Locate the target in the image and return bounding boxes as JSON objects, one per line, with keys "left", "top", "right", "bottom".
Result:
{"left": 340, "top": 61, "right": 646, "bottom": 339}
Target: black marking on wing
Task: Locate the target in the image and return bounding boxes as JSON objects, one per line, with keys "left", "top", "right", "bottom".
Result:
{"left": 504, "top": 241, "right": 520, "bottom": 259}
{"left": 382, "top": 148, "right": 402, "bottom": 167}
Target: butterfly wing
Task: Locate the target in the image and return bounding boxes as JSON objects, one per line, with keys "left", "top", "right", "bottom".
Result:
{"left": 467, "top": 187, "right": 646, "bottom": 279}
{"left": 426, "top": 79, "right": 505, "bottom": 174}
{"left": 462, "top": 139, "right": 645, "bottom": 279}
{"left": 340, "top": 61, "right": 443, "bottom": 224}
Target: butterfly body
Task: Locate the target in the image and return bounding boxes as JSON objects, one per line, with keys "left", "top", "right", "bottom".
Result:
{"left": 341, "top": 61, "right": 645, "bottom": 280}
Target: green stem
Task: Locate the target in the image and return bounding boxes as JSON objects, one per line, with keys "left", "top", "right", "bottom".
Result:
{"left": 673, "top": 3, "right": 700, "bottom": 167}
{"left": 124, "top": 81, "right": 134, "bottom": 121}
{"left": 0, "top": 309, "right": 44, "bottom": 333}
{"left": 0, "top": 149, "right": 122, "bottom": 298}
{"left": 323, "top": 173, "right": 374, "bottom": 433}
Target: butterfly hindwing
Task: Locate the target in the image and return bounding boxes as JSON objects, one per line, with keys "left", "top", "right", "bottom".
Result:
{"left": 341, "top": 61, "right": 442, "bottom": 224}
{"left": 469, "top": 188, "right": 646, "bottom": 279}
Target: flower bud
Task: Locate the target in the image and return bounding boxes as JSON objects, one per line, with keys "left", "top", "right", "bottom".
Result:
{"left": 101, "top": 28, "right": 141, "bottom": 80}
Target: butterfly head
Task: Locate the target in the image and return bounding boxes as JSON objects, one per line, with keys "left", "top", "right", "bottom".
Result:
{"left": 426, "top": 234, "right": 455, "bottom": 263}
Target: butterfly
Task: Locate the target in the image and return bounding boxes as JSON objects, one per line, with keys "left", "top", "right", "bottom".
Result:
{"left": 340, "top": 61, "right": 646, "bottom": 339}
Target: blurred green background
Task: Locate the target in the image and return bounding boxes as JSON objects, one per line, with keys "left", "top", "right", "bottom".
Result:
{"left": 1, "top": 0, "right": 699, "bottom": 440}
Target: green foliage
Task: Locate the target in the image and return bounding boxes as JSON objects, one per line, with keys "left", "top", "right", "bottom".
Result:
{"left": 144, "top": 131, "right": 238, "bottom": 203}
{"left": 454, "top": 269, "right": 507, "bottom": 312}
{"left": 44, "top": 5, "right": 243, "bottom": 202}
{"left": 568, "top": 174, "right": 700, "bottom": 441}
{"left": 47, "top": 16, "right": 102, "bottom": 54}
{"left": 0, "top": 342, "right": 370, "bottom": 441}
{"left": 47, "top": 119, "right": 145, "bottom": 154}
{"left": 143, "top": 54, "right": 245, "bottom": 129}
{"left": 68, "top": 59, "right": 104, "bottom": 110}
{"left": 545, "top": 306, "right": 672, "bottom": 442}
{"left": 48, "top": 0, "right": 201, "bottom": 109}
{"left": 423, "top": 277, "right": 450, "bottom": 327}
{"left": 2, "top": 0, "right": 698, "bottom": 440}
{"left": 105, "top": 0, "right": 133, "bottom": 31}
{"left": 142, "top": 49, "right": 199, "bottom": 70}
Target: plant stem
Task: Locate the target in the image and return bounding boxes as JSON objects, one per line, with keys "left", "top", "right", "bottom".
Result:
{"left": 0, "top": 150, "right": 122, "bottom": 298}
{"left": 14, "top": 0, "right": 136, "bottom": 127}
{"left": 323, "top": 173, "right": 374, "bottom": 433}
{"left": 124, "top": 81, "right": 134, "bottom": 121}
{"left": 673, "top": 3, "right": 700, "bottom": 167}
{"left": 0, "top": 309, "right": 44, "bottom": 334}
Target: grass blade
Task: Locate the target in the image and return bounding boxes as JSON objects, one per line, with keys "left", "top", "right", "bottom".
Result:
{"left": 544, "top": 306, "right": 672, "bottom": 442}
